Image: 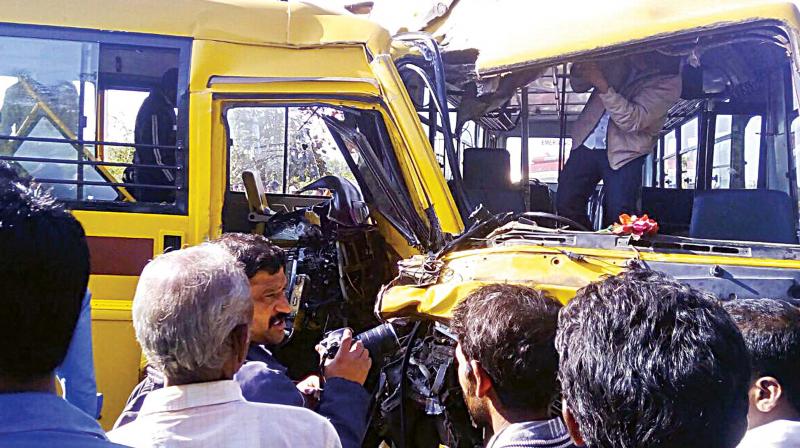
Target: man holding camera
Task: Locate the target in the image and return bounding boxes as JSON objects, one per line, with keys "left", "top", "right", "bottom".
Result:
{"left": 115, "top": 233, "right": 371, "bottom": 448}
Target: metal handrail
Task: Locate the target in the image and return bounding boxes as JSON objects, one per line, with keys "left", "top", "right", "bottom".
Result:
{"left": 0, "top": 155, "right": 181, "bottom": 171}
{"left": 35, "top": 177, "right": 182, "bottom": 190}
{"left": 0, "top": 133, "right": 183, "bottom": 151}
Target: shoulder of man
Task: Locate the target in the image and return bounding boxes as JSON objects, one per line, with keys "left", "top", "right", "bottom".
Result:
{"left": 632, "top": 73, "right": 682, "bottom": 96}
{"left": 244, "top": 401, "right": 342, "bottom": 447}
{"left": 234, "top": 360, "right": 305, "bottom": 407}
{"left": 107, "top": 418, "right": 145, "bottom": 446}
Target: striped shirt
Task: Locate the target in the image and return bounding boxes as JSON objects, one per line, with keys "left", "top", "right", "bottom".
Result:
{"left": 486, "top": 418, "right": 576, "bottom": 448}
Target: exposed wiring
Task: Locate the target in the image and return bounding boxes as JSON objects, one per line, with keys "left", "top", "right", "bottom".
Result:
{"left": 398, "top": 321, "right": 422, "bottom": 448}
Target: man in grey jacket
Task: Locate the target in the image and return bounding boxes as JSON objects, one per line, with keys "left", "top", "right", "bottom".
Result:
{"left": 557, "top": 53, "right": 682, "bottom": 229}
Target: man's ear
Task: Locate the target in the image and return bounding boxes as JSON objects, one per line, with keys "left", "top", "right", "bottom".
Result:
{"left": 231, "top": 324, "right": 250, "bottom": 366}
{"left": 470, "top": 360, "right": 493, "bottom": 398}
{"left": 754, "top": 376, "right": 783, "bottom": 413}
{"left": 562, "top": 400, "right": 586, "bottom": 446}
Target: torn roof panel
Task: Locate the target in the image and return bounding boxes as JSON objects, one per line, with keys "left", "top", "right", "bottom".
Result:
{"left": 424, "top": 0, "right": 800, "bottom": 77}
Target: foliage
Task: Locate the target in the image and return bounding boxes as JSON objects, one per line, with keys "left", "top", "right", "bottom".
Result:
{"left": 228, "top": 106, "right": 357, "bottom": 194}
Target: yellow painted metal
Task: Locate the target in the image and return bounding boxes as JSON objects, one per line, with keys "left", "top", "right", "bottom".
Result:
{"left": 426, "top": 0, "right": 800, "bottom": 76}
{"left": 87, "top": 276, "right": 141, "bottom": 302}
{"left": 378, "top": 244, "right": 800, "bottom": 320}
{"left": 1, "top": 0, "right": 438, "bottom": 431}
{"left": 370, "top": 55, "right": 464, "bottom": 235}
{"left": 91, "top": 315, "right": 139, "bottom": 429}
{"left": 6, "top": 0, "right": 391, "bottom": 56}
{"left": 190, "top": 41, "right": 378, "bottom": 93}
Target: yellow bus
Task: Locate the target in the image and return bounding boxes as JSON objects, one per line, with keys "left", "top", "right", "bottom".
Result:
{"left": 376, "top": 0, "right": 800, "bottom": 445}
{"left": 0, "top": 0, "right": 463, "bottom": 429}
{"left": 382, "top": 0, "right": 800, "bottom": 313}
{"left": 5, "top": 0, "right": 800, "bottom": 445}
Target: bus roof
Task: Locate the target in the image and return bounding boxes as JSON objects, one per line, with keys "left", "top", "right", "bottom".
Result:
{"left": 3, "top": 0, "right": 391, "bottom": 54}
{"left": 426, "top": 0, "right": 800, "bottom": 76}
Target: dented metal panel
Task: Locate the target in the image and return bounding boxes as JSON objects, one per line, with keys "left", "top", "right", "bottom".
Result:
{"left": 424, "top": 0, "right": 800, "bottom": 76}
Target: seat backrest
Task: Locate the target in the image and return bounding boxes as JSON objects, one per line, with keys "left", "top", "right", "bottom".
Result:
{"left": 642, "top": 187, "right": 695, "bottom": 236}
{"left": 242, "top": 170, "right": 270, "bottom": 216}
{"left": 464, "top": 188, "right": 526, "bottom": 214}
{"left": 529, "top": 180, "right": 554, "bottom": 213}
{"left": 461, "top": 148, "right": 525, "bottom": 214}
{"left": 689, "top": 189, "right": 797, "bottom": 244}
{"left": 462, "top": 148, "right": 513, "bottom": 189}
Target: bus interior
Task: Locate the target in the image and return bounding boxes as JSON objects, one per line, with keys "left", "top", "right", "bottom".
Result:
{"left": 412, "top": 21, "right": 800, "bottom": 247}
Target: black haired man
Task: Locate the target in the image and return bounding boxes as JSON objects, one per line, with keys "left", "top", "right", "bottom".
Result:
{"left": 451, "top": 284, "right": 575, "bottom": 448}
{"left": 0, "top": 164, "right": 124, "bottom": 447}
{"left": 556, "top": 269, "right": 750, "bottom": 448}
{"left": 724, "top": 298, "right": 800, "bottom": 447}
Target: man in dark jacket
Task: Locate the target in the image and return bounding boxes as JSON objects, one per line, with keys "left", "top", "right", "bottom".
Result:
{"left": 131, "top": 68, "right": 179, "bottom": 203}
{"left": 114, "top": 233, "right": 372, "bottom": 448}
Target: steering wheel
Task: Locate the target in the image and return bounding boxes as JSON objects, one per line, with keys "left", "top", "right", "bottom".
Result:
{"left": 518, "top": 212, "right": 591, "bottom": 232}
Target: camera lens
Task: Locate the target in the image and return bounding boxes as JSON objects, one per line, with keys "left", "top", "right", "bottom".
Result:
{"left": 356, "top": 323, "right": 399, "bottom": 361}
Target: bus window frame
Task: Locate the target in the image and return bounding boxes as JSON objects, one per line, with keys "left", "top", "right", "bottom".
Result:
{"left": 219, "top": 98, "right": 431, "bottom": 248}
{"left": 0, "top": 23, "right": 192, "bottom": 215}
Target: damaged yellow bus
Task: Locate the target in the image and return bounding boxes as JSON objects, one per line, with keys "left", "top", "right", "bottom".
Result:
{"left": 3, "top": 0, "right": 800, "bottom": 446}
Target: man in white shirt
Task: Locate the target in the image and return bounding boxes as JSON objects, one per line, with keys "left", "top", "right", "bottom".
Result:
{"left": 724, "top": 299, "right": 800, "bottom": 448}
{"left": 108, "top": 244, "right": 341, "bottom": 448}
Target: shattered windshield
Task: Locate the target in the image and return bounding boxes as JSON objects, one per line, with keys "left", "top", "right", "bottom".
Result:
{"left": 323, "top": 110, "right": 433, "bottom": 249}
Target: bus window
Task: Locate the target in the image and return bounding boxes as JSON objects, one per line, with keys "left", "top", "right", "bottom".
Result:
{"left": 228, "top": 107, "right": 286, "bottom": 194}
{"left": 0, "top": 27, "right": 189, "bottom": 212}
{"left": 227, "top": 106, "right": 358, "bottom": 195}
{"left": 680, "top": 117, "right": 698, "bottom": 189}
{"left": 101, "top": 89, "right": 148, "bottom": 186}
{"left": 286, "top": 107, "right": 357, "bottom": 194}
{"left": 711, "top": 115, "right": 761, "bottom": 189}
{"left": 506, "top": 137, "right": 571, "bottom": 184}
{"left": 662, "top": 129, "right": 678, "bottom": 188}
{"left": 0, "top": 36, "right": 110, "bottom": 201}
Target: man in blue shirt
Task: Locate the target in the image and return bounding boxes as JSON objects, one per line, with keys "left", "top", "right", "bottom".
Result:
{"left": 0, "top": 164, "right": 123, "bottom": 447}
{"left": 115, "top": 233, "right": 372, "bottom": 448}
{"left": 56, "top": 290, "right": 101, "bottom": 419}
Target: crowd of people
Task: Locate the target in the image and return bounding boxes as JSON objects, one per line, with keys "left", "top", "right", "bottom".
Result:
{"left": 1, "top": 163, "right": 799, "bottom": 448}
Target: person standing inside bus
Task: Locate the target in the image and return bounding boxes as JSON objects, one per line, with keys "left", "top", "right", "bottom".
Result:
{"left": 556, "top": 52, "right": 682, "bottom": 229}
{"left": 130, "top": 68, "right": 178, "bottom": 203}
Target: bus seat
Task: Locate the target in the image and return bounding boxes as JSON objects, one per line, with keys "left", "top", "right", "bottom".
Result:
{"left": 462, "top": 148, "right": 525, "bottom": 214}
{"left": 529, "top": 179, "right": 554, "bottom": 213}
{"left": 242, "top": 170, "right": 275, "bottom": 234}
{"left": 641, "top": 187, "right": 694, "bottom": 235}
{"left": 689, "top": 189, "right": 797, "bottom": 244}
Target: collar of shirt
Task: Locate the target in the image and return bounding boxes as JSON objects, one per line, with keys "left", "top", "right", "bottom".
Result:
{"left": 487, "top": 417, "right": 573, "bottom": 448}
{"left": 739, "top": 419, "right": 800, "bottom": 447}
{"left": 0, "top": 391, "right": 108, "bottom": 439}
{"left": 247, "top": 344, "right": 289, "bottom": 373}
{"left": 139, "top": 380, "right": 244, "bottom": 415}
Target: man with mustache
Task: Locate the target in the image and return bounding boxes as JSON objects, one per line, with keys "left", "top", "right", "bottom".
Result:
{"left": 115, "top": 233, "right": 371, "bottom": 448}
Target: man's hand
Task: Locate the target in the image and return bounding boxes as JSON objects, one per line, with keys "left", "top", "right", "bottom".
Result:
{"left": 581, "top": 62, "right": 610, "bottom": 94}
{"left": 296, "top": 375, "right": 321, "bottom": 409}
{"left": 297, "top": 374, "right": 321, "bottom": 395}
{"left": 319, "top": 328, "right": 372, "bottom": 385}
